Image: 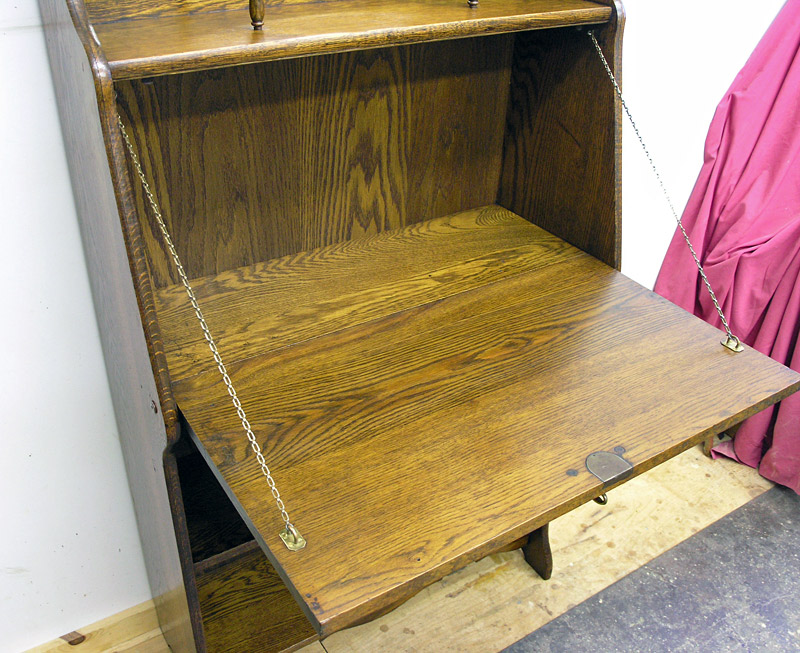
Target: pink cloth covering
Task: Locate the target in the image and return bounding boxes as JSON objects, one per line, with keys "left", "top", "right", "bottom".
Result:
{"left": 654, "top": 0, "right": 800, "bottom": 494}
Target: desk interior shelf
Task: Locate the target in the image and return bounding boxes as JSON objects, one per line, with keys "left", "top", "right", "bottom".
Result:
{"left": 88, "top": 0, "right": 614, "bottom": 79}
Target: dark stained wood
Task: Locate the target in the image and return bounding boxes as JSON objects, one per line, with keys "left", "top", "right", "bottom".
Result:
{"left": 154, "top": 206, "right": 583, "bottom": 379}
{"left": 522, "top": 524, "right": 553, "bottom": 580}
{"left": 178, "top": 447, "right": 255, "bottom": 562}
{"left": 703, "top": 423, "right": 740, "bottom": 457}
{"left": 85, "top": 0, "right": 246, "bottom": 24}
{"left": 38, "top": 0, "right": 197, "bottom": 650}
{"left": 91, "top": 0, "right": 613, "bottom": 80}
{"left": 85, "top": 0, "right": 553, "bottom": 25}
{"left": 498, "top": 9, "right": 623, "bottom": 269}
{"left": 195, "top": 541, "right": 318, "bottom": 653}
{"left": 163, "top": 451, "right": 209, "bottom": 651}
{"left": 496, "top": 535, "right": 533, "bottom": 554}
{"left": 59, "top": 631, "right": 87, "bottom": 645}
{"left": 173, "top": 210, "right": 800, "bottom": 636}
{"left": 115, "top": 37, "right": 513, "bottom": 289}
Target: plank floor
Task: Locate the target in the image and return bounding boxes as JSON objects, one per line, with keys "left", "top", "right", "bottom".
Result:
{"left": 505, "top": 484, "right": 800, "bottom": 652}
{"left": 28, "top": 445, "right": 773, "bottom": 652}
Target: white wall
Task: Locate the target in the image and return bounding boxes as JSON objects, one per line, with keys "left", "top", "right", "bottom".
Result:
{"left": 0, "top": 1, "right": 786, "bottom": 651}
{"left": 0, "top": 4, "right": 151, "bottom": 653}
{"left": 620, "top": 0, "right": 786, "bottom": 286}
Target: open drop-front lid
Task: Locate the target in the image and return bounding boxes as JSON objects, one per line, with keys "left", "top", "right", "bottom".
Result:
{"left": 154, "top": 205, "right": 800, "bottom": 636}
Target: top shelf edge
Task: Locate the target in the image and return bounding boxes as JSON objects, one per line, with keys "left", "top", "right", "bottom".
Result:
{"left": 94, "top": 1, "right": 613, "bottom": 80}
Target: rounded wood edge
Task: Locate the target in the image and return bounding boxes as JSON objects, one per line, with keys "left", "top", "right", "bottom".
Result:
{"left": 63, "top": 0, "right": 181, "bottom": 445}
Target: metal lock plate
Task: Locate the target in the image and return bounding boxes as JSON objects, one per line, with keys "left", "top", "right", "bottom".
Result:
{"left": 585, "top": 448, "right": 633, "bottom": 485}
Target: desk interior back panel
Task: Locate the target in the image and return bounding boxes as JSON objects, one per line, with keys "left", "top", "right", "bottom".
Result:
{"left": 114, "top": 36, "right": 514, "bottom": 289}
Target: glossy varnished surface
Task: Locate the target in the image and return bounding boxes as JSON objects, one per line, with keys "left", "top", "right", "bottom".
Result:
{"left": 499, "top": 21, "right": 622, "bottom": 268}
{"left": 38, "top": 0, "right": 197, "bottom": 649}
{"left": 116, "top": 38, "right": 513, "bottom": 289}
{"left": 162, "top": 207, "right": 800, "bottom": 635}
{"left": 154, "top": 206, "right": 581, "bottom": 378}
{"left": 195, "top": 542, "right": 318, "bottom": 652}
{"left": 27, "top": 449, "right": 777, "bottom": 653}
{"left": 94, "top": 0, "right": 613, "bottom": 79}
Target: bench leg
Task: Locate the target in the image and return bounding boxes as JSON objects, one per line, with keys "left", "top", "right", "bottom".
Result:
{"left": 522, "top": 523, "right": 553, "bottom": 580}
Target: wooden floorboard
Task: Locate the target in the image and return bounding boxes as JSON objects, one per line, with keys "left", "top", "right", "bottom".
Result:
{"left": 25, "top": 600, "right": 167, "bottom": 653}
{"left": 27, "top": 446, "right": 772, "bottom": 652}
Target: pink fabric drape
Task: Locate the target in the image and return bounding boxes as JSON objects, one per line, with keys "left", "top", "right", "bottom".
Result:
{"left": 654, "top": 0, "right": 800, "bottom": 493}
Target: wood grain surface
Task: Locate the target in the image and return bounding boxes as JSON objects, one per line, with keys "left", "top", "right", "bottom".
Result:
{"left": 154, "top": 206, "right": 582, "bottom": 378}
{"left": 170, "top": 208, "right": 800, "bottom": 636}
{"left": 49, "top": 1, "right": 633, "bottom": 650}
{"left": 25, "top": 448, "right": 776, "bottom": 653}
{"left": 195, "top": 542, "right": 318, "bottom": 652}
{"left": 116, "top": 37, "right": 513, "bottom": 289}
{"left": 498, "top": 21, "right": 622, "bottom": 268}
{"left": 92, "top": 0, "right": 612, "bottom": 79}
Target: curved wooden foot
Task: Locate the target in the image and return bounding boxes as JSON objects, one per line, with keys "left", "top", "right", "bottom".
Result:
{"left": 522, "top": 524, "right": 552, "bottom": 580}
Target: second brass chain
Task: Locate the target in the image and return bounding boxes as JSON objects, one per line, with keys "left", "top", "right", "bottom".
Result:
{"left": 588, "top": 30, "right": 743, "bottom": 353}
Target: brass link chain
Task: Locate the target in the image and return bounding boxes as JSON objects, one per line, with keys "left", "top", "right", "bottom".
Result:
{"left": 117, "top": 116, "right": 305, "bottom": 550}
{"left": 588, "top": 31, "right": 743, "bottom": 353}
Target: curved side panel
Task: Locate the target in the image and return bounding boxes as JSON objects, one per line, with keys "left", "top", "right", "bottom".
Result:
{"left": 37, "top": 0, "right": 199, "bottom": 650}
{"left": 497, "top": 0, "right": 624, "bottom": 270}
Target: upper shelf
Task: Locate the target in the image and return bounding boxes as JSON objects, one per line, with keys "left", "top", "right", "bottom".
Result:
{"left": 92, "top": 0, "right": 614, "bottom": 79}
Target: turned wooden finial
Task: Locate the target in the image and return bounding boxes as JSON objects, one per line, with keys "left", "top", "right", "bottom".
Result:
{"left": 249, "top": 0, "right": 265, "bottom": 30}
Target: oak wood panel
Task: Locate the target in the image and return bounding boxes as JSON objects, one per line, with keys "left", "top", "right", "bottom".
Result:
{"left": 173, "top": 215, "right": 800, "bottom": 635}
{"left": 498, "top": 12, "right": 623, "bottom": 268}
{"left": 27, "top": 450, "right": 772, "bottom": 653}
{"left": 154, "top": 206, "right": 583, "bottom": 379}
{"left": 85, "top": 0, "right": 514, "bottom": 24}
{"left": 320, "top": 447, "right": 773, "bottom": 652}
{"left": 116, "top": 37, "right": 513, "bottom": 289}
{"left": 195, "top": 542, "right": 318, "bottom": 652}
{"left": 39, "top": 0, "right": 197, "bottom": 650}
{"left": 86, "top": 0, "right": 247, "bottom": 24}
{"left": 92, "top": 0, "right": 612, "bottom": 79}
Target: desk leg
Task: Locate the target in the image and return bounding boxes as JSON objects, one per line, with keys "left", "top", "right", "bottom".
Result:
{"left": 522, "top": 524, "right": 553, "bottom": 580}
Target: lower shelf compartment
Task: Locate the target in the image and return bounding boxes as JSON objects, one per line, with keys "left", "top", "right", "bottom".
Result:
{"left": 156, "top": 204, "right": 800, "bottom": 637}
{"left": 177, "top": 444, "right": 254, "bottom": 562}
{"left": 195, "top": 541, "right": 318, "bottom": 653}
